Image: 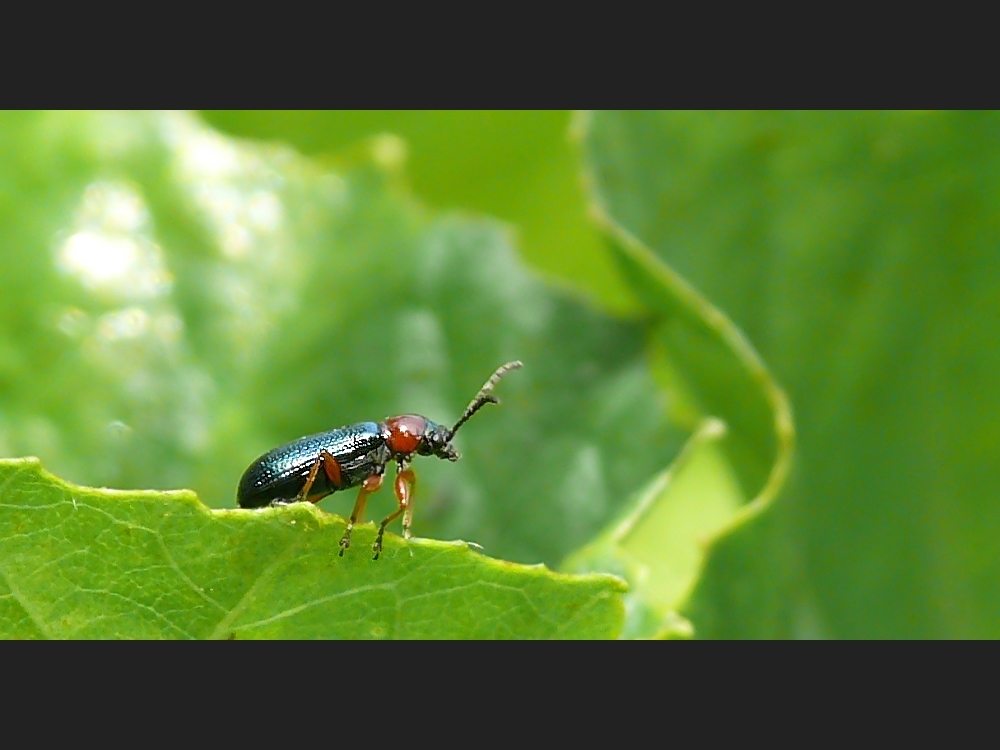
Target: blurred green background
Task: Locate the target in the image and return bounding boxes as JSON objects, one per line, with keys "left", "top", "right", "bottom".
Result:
{"left": 1, "top": 110, "right": 998, "bottom": 638}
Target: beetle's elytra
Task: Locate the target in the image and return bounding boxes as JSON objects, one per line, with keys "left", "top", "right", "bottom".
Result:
{"left": 237, "top": 361, "right": 522, "bottom": 559}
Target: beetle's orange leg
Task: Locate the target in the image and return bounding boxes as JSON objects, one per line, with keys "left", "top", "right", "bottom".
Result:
{"left": 372, "top": 466, "right": 416, "bottom": 560}
{"left": 296, "top": 449, "right": 343, "bottom": 503}
{"left": 321, "top": 451, "right": 344, "bottom": 489}
{"left": 398, "top": 468, "right": 416, "bottom": 540}
{"left": 339, "top": 473, "right": 383, "bottom": 556}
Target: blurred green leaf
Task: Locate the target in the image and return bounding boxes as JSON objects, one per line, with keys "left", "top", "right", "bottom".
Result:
{"left": 581, "top": 110, "right": 1000, "bottom": 638}
{"left": 564, "top": 419, "right": 744, "bottom": 638}
{"left": 0, "top": 111, "right": 682, "bottom": 573}
{"left": 0, "top": 458, "right": 624, "bottom": 638}
{"left": 562, "top": 171, "right": 795, "bottom": 637}
{"left": 201, "top": 110, "right": 637, "bottom": 312}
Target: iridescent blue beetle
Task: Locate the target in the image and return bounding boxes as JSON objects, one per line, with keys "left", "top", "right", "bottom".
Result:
{"left": 237, "top": 362, "right": 521, "bottom": 559}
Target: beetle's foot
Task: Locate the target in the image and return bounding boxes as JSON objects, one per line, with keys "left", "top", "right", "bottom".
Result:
{"left": 372, "top": 531, "right": 385, "bottom": 560}
{"left": 339, "top": 532, "right": 352, "bottom": 557}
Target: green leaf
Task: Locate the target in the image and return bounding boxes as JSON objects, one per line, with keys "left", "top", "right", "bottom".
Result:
{"left": 559, "top": 112, "right": 798, "bottom": 638}
{"left": 581, "top": 110, "right": 1000, "bottom": 638}
{"left": 0, "top": 458, "right": 625, "bottom": 639}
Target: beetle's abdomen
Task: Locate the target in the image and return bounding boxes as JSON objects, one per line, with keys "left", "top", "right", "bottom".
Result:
{"left": 237, "top": 422, "right": 384, "bottom": 508}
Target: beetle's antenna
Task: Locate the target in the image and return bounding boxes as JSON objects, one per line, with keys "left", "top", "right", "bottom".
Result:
{"left": 447, "top": 361, "right": 522, "bottom": 440}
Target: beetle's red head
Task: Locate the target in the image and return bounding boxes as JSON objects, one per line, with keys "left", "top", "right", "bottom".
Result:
{"left": 384, "top": 362, "right": 522, "bottom": 464}
{"left": 385, "top": 415, "right": 459, "bottom": 461}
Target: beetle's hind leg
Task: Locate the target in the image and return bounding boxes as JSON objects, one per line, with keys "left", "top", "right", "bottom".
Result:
{"left": 339, "top": 473, "right": 383, "bottom": 556}
{"left": 269, "top": 449, "right": 343, "bottom": 508}
{"left": 295, "top": 450, "right": 344, "bottom": 504}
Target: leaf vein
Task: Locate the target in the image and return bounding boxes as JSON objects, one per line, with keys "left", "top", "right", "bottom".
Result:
{"left": 208, "top": 534, "right": 307, "bottom": 639}
{"left": 235, "top": 583, "right": 400, "bottom": 633}
{"left": 0, "top": 562, "right": 56, "bottom": 639}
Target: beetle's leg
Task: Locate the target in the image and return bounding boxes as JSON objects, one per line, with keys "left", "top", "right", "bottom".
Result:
{"left": 339, "top": 473, "right": 383, "bottom": 556}
{"left": 295, "top": 450, "right": 343, "bottom": 503}
{"left": 319, "top": 451, "right": 344, "bottom": 490}
{"left": 398, "top": 467, "right": 416, "bottom": 540}
{"left": 372, "top": 465, "right": 416, "bottom": 560}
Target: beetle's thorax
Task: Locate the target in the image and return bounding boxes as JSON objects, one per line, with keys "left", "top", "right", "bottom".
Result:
{"left": 383, "top": 415, "right": 428, "bottom": 456}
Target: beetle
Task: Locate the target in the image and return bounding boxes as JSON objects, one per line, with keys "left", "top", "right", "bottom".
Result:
{"left": 237, "top": 361, "right": 522, "bottom": 559}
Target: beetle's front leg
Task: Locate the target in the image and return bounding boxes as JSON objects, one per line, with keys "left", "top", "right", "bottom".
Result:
{"left": 339, "top": 472, "right": 383, "bottom": 556}
{"left": 372, "top": 462, "right": 416, "bottom": 560}
{"left": 398, "top": 467, "right": 416, "bottom": 540}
